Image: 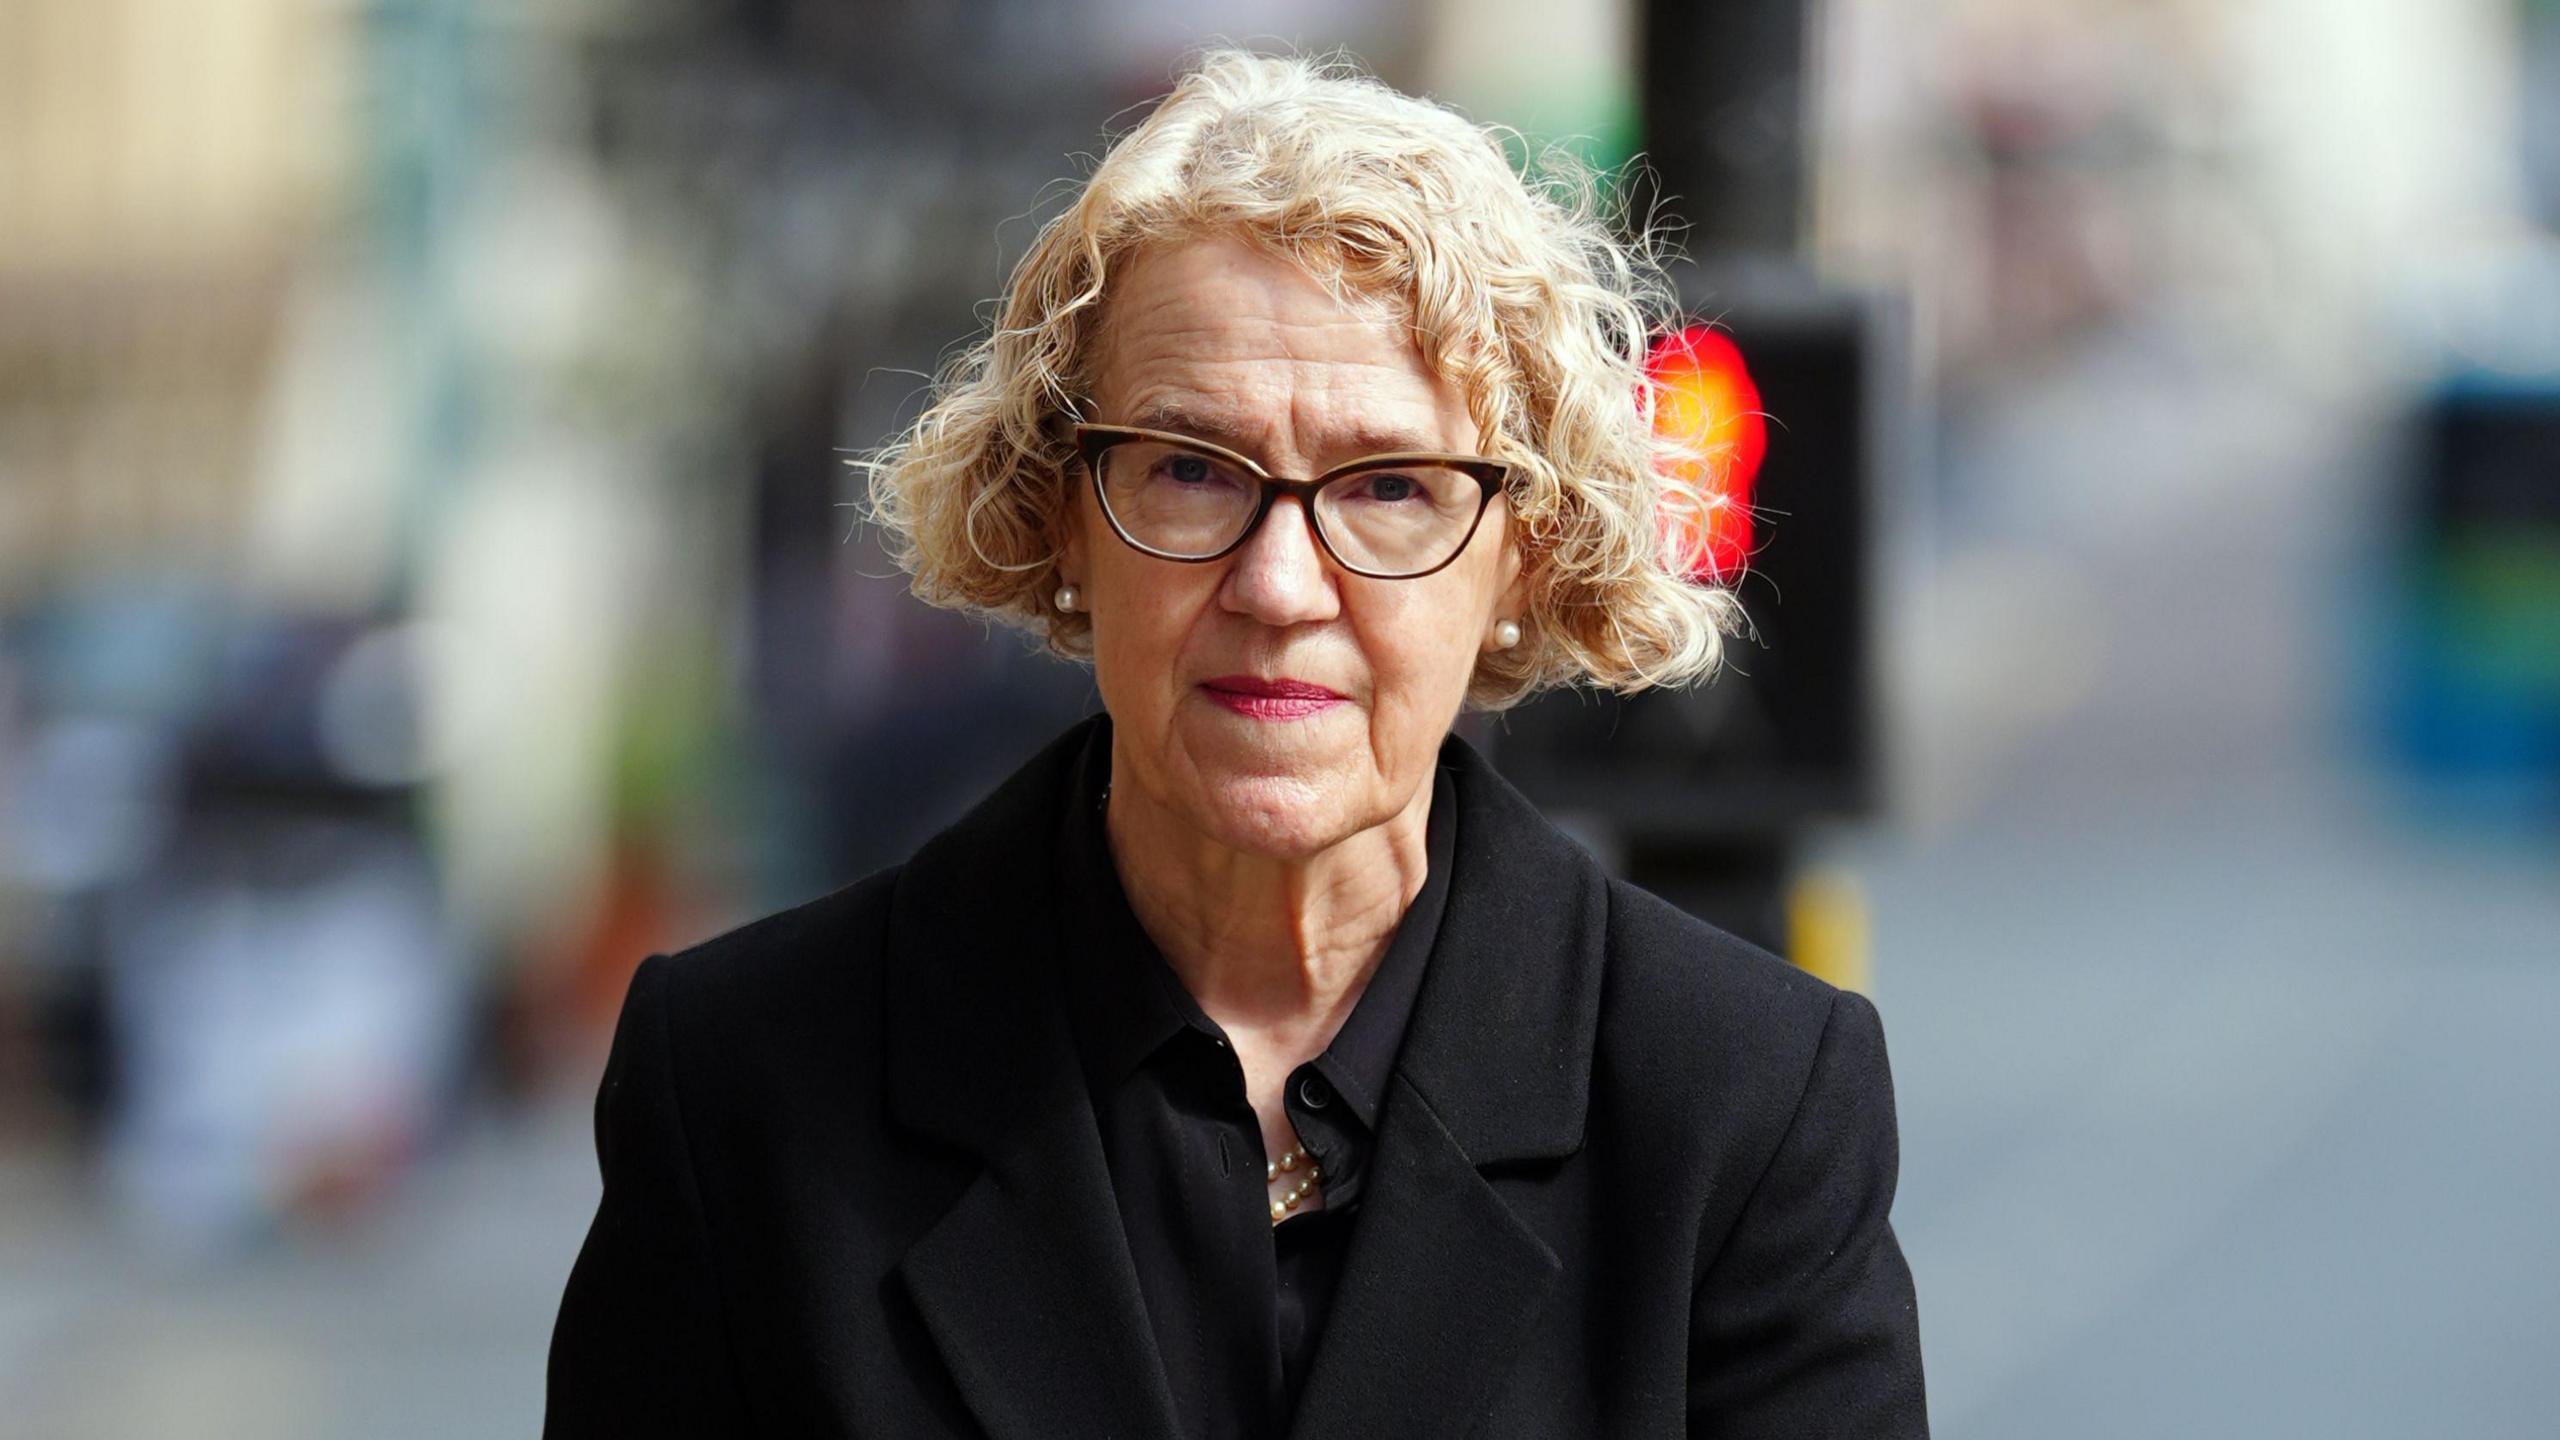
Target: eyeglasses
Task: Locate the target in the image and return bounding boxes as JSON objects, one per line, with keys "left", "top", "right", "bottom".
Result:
{"left": 1071, "top": 423, "right": 1512, "bottom": 580}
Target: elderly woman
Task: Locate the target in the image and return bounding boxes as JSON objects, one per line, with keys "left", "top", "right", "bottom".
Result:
{"left": 547, "top": 50, "right": 1924, "bottom": 1440}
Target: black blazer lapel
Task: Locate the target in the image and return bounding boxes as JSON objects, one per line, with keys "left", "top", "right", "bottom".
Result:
{"left": 1281, "top": 1069, "right": 1564, "bottom": 1440}
{"left": 884, "top": 720, "right": 1182, "bottom": 1440}
{"left": 1286, "top": 731, "right": 1609, "bottom": 1440}
{"left": 897, "top": 1090, "right": 1182, "bottom": 1440}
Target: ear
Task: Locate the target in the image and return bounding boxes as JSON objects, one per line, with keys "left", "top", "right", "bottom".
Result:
{"left": 1053, "top": 464, "right": 1090, "bottom": 584}
{"left": 1490, "top": 507, "right": 1529, "bottom": 620}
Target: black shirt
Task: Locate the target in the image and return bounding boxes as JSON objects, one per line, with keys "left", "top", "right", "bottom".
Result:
{"left": 1053, "top": 721, "right": 1456, "bottom": 1440}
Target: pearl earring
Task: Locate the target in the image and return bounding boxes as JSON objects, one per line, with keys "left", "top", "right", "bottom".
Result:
{"left": 1491, "top": 618, "right": 1522, "bottom": 650}
{"left": 1052, "top": 583, "right": 1081, "bottom": 613}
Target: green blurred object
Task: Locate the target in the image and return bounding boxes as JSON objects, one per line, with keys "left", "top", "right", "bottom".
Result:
{"left": 2429, "top": 533, "right": 2560, "bottom": 696}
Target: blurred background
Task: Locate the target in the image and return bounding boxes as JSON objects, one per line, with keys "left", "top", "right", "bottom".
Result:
{"left": 3, "top": 0, "right": 2556, "bottom": 1434}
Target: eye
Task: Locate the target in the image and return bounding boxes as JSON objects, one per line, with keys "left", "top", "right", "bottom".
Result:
{"left": 1164, "top": 453, "right": 1217, "bottom": 485}
{"left": 1351, "top": 472, "right": 1421, "bottom": 503}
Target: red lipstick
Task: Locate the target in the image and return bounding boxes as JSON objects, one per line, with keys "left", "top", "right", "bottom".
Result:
{"left": 1199, "top": 675, "right": 1346, "bottom": 720}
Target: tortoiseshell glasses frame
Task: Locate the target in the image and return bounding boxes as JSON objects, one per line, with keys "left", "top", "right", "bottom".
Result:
{"left": 1070, "top": 423, "right": 1513, "bottom": 580}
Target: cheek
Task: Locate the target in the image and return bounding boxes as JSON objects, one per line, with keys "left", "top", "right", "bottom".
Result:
{"left": 1354, "top": 584, "right": 1485, "bottom": 714}
{"left": 1088, "top": 560, "right": 1217, "bottom": 707}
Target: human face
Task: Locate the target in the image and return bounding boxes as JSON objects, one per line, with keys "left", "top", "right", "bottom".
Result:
{"left": 1060, "top": 234, "right": 1526, "bottom": 860}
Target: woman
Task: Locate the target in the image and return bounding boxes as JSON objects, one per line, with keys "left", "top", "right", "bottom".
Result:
{"left": 547, "top": 50, "right": 1926, "bottom": 1440}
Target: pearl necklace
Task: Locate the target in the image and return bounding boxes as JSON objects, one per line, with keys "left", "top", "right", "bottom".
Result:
{"left": 1267, "top": 1143, "right": 1323, "bottom": 1223}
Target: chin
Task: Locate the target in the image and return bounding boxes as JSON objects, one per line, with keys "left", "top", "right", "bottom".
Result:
{"left": 1186, "top": 767, "right": 1358, "bottom": 860}
{"left": 1148, "top": 700, "right": 1382, "bottom": 857}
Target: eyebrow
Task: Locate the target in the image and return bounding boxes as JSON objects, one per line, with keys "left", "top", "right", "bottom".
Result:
{"left": 1129, "top": 402, "right": 1254, "bottom": 446}
{"left": 1124, "top": 402, "right": 1450, "bottom": 466}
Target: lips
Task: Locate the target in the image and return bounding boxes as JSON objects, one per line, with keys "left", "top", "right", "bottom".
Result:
{"left": 1199, "top": 674, "right": 1346, "bottom": 720}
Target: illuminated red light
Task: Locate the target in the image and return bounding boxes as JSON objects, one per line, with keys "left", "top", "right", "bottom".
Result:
{"left": 1645, "top": 324, "right": 1766, "bottom": 583}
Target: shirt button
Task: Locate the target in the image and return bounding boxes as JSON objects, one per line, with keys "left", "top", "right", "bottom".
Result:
{"left": 1297, "top": 1073, "right": 1331, "bottom": 1109}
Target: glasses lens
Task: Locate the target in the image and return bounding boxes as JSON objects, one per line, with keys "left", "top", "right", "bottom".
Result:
{"left": 1095, "top": 440, "right": 1259, "bottom": 557}
{"left": 1314, "top": 464, "right": 1487, "bottom": 575}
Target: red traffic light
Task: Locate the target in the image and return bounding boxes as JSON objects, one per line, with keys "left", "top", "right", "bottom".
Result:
{"left": 1646, "top": 324, "right": 1767, "bottom": 583}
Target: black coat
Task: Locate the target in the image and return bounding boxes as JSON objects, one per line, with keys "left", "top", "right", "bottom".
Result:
{"left": 546, "top": 716, "right": 1928, "bottom": 1438}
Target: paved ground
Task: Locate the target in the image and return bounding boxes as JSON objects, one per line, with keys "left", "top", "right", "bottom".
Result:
{"left": 1860, "top": 779, "right": 2560, "bottom": 1437}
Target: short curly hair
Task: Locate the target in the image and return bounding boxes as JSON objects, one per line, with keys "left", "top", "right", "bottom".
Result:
{"left": 860, "top": 48, "right": 1744, "bottom": 708}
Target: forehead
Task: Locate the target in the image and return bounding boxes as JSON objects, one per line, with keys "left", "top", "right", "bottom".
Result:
{"left": 1090, "top": 235, "right": 1476, "bottom": 459}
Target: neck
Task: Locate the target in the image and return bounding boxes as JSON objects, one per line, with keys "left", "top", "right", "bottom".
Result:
{"left": 1103, "top": 745, "right": 1433, "bottom": 1055}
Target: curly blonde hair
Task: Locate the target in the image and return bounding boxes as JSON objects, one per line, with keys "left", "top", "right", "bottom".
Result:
{"left": 860, "top": 48, "right": 1744, "bottom": 708}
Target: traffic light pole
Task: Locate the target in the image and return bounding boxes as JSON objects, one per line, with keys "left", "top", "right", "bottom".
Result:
{"left": 1637, "top": 0, "right": 1822, "bottom": 976}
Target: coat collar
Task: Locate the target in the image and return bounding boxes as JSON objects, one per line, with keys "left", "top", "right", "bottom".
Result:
{"left": 885, "top": 713, "right": 1608, "bottom": 1440}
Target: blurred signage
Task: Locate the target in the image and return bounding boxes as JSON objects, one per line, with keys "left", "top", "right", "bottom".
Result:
{"left": 2386, "top": 382, "right": 2560, "bottom": 803}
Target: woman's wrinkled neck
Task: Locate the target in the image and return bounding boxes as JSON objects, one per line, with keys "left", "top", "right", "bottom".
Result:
{"left": 1101, "top": 743, "right": 1432, "bottom": 1045}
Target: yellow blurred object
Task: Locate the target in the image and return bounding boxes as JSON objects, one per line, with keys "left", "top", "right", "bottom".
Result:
{"left": 1787, "top": 866, "right": 1872, "bottom": 995}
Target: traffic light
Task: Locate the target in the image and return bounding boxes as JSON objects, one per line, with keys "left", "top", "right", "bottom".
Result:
{"left": 1490, "top": 276, "right": 1897, "bottom": 895}
{"left": 1649, "top": 323, "right": 1769, "bottom": 586}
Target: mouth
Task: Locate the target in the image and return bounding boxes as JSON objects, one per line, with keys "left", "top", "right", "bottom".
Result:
{"left": 1198, "top": 674, "right": 1347, "bottom": 720}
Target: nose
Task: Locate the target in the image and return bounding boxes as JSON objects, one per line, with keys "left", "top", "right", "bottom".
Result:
{"left": 1219, "top": 495, "right": 1342, "bottom": 628}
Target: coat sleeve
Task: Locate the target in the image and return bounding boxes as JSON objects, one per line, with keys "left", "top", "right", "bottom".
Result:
{"left": 1688, "top": 987, "right": 1929, "bottom": 1437}
{"left": 546, "top": 954, "right": 752, "bottom": 1438}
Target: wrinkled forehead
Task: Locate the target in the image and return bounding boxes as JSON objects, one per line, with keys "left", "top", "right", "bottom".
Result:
{"left": 1085, "top": 234, "right": 1476, "bottom": 462}
{"left": 1089, "top": 227, "right": 1413, "bottom": 350}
